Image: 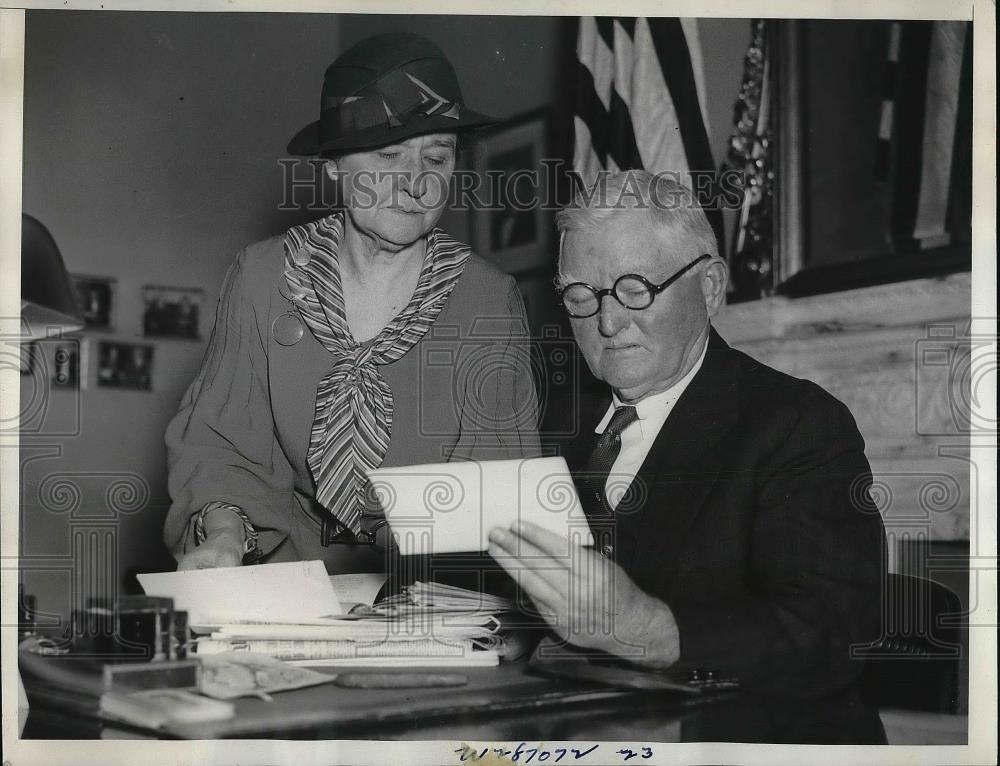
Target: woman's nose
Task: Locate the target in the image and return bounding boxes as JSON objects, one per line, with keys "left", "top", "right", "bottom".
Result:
{"left": 398, "top": 154, "right": 425, "bottom": 198}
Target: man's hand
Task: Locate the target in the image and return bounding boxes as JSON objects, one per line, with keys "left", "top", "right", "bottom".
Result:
{"left": 488, "top": 521, "right": 681, "bottom": 669}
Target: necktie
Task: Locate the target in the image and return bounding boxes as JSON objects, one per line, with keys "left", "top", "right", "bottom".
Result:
{"left": 580, "top": 405, "right": 639, "bottom": 518}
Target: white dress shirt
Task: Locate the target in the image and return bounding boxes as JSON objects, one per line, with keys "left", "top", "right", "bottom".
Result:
{"left": 595, "top": 340, "right": 708, "bottom": 510}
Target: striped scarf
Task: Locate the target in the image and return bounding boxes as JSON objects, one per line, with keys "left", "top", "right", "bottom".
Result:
{"left": 284, "top": 213, "right": 470, "bottom": 536}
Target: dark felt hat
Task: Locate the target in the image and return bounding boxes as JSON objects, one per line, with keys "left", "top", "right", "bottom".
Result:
{"left": 287, "top": 33, "right": 497, "bottom": 156}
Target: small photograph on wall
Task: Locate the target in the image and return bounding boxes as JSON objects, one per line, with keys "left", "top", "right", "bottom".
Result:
{"left": 142, "top": 285, "right": 203, "bottom": 340}
{"left": 71, "top": 275, "right": 116, "bottom": 330}
{"left": 50, "top": 338, "right": 84, "bottom": 389}
{"left": 97, "top": 341, "right": 154, "bottom": 391}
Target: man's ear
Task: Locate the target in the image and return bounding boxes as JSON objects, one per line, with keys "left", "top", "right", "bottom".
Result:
{"left": 323, "top": 158, "right": 341, "bottom": 182}
{"left": 701, "top": 257, "right": 729, "bottom": 317}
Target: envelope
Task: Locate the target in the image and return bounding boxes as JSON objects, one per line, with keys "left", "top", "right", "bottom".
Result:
{"left": 366, "top": 456, "right": 595, "bottom": 555}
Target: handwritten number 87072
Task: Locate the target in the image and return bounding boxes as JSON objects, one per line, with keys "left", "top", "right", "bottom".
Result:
{"left": 454, "top": 743, "right": 654, "bottom": 762}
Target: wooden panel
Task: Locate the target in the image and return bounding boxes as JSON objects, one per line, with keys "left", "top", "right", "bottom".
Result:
{"left": 716, "top": 273, "right": 974, "bottom": 543}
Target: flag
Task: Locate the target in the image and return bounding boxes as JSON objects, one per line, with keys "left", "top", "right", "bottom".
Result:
{"left": 572, "top": 17, "right": 723, "bottom": 249}
{"left": 883, "top": 21, "right": 972, "bottom": 250}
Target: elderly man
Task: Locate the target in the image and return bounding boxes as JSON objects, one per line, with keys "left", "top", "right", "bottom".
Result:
{"left": 489, "top": 170, "right": 886, "bottom": 699}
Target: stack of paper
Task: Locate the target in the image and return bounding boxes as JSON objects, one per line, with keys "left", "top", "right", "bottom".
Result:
{"left": 195, "top": 636, "right": 501, "bottom": 667}
{"left": 139, "top": 563, "right": 508, "bottom": 667}
{"left": 374, "top": 580, "right": 515, "bottom": 616}
{"left": 193, "top": 593, "right": 506, "bottom": 667}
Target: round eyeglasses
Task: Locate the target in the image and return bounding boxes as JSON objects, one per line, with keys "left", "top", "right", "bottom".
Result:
{"left": 557, "top": 254, "right": 711, "bottom": 318}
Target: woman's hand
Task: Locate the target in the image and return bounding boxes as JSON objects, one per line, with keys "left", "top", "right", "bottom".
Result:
{"left": 176, "top": 507, "right": 247, "bottom": 570}
{"left": 176, "top": 532, "right": 244, "bottom": 570}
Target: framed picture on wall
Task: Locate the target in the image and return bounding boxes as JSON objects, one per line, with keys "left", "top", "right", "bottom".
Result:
{"left": 71, "top": 274, "right": 116, "bottom": 331}
{"left": 142, "top": 285, "right": 203, "bottom": 340}
{"left": 469, "top": 109, "right": 554, "bottom": 275}
{"left": 97, "top": 341, "right": 154, "bottom": 391}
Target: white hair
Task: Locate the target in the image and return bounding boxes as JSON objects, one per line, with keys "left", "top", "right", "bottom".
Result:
{"left": 555, "top": 170, "right": 719, "bottom": 282}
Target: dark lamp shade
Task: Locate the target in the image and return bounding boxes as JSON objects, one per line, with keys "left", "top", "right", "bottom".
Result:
{"left": 21, "top": 214, "right": 84, "bottom": 340}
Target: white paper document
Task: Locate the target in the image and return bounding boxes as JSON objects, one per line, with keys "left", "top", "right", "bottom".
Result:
{"left": 328, "top": 573, "right": 387, "bottom": 609}
{"left": 138, "top": 560, "right": 343, "bottom": 626}
{"left": 367, "top": 456, "right": 594, "bottom": 555}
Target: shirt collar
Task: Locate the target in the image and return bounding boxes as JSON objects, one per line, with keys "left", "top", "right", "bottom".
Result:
{"left": 595, "top": 337, "right": 709, "bottom": 433}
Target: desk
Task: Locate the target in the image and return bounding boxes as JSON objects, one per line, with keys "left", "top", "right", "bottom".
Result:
{"left": 22, "top": 663, "right": 887, "bottom": 744}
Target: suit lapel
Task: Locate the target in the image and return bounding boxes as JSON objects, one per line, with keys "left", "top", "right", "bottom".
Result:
{"left": 618, "top": 331, "right": 742, "bottom": 573}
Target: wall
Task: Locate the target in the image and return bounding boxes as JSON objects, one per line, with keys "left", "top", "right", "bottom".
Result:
{"left": 19, "top": 10, "right": 346, "bottom": 622}
{"left": 19, "top": 11, "right": 753, "bottom": 624}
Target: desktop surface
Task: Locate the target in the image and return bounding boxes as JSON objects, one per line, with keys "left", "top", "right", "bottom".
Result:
{"left": 22, "top": 662, "right": 888, "bottom": 744}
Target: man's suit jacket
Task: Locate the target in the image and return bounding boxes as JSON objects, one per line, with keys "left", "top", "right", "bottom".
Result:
{"left": 547, "top": 327, "right": 887, "bottom": 698}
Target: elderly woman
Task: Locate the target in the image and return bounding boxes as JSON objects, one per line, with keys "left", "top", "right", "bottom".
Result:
{"left": 165, "top": 33, "right": 540, "bottom": 573}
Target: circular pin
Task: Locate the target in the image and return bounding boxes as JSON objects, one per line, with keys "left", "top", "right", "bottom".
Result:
{"left": 271, "top": 312, "right": 304, "bottom": 346}
{"left": 290, "top": 248, "right": 312, "bottom": 267}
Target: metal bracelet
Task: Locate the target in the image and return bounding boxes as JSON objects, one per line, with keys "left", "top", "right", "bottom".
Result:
{"left": 194, "top": 502, "right": 260, "bottom": 560}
